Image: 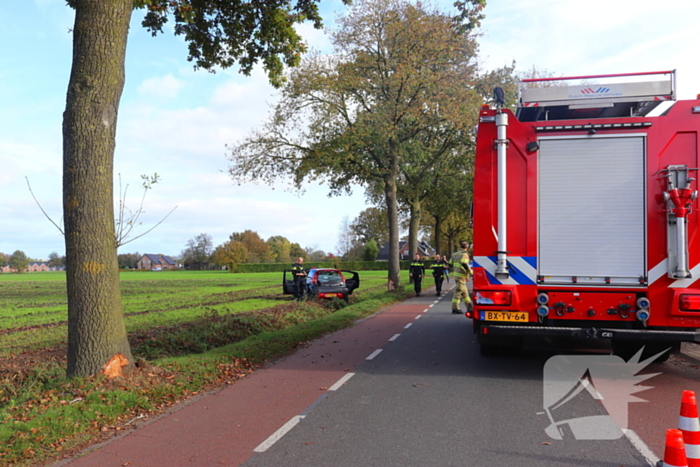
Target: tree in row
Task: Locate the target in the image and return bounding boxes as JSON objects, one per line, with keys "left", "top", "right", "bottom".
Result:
{"left": 229, "top": 0, "right": 519, "bottom": 288}
{"left": 179, "top": 231, "right": 336, "bottom": 270}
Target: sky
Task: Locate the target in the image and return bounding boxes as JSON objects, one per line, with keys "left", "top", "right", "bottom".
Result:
{"left": 2, "top": 0, "right": 699, "bottom": 261}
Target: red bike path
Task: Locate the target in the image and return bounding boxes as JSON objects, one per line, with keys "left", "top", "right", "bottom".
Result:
{"left": 51, "top": 287, "right": 700, "bottom": 467}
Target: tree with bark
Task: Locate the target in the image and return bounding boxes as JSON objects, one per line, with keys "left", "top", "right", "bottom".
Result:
{"left": 9, "top": 250, "right": 29, "bottom": 273}
{"left": 419, "top": 154, "right": 474, "bottom": 254}
{"left": 267, "top": 235, "right": 293, "bottom": 263}
{"left": 228, "top": 0, "right": 485, "bottom": 288}
{"left": 350, "top": 207, "right": 390, "bottom": 246}
{"left": 117, "top": 252, "right": 141, "bottom": 269}
{"left": 366, "top": 60, "right": 520, "bottom": 259}
{"left": 230, "top": 230, "right": 274, "bottom": 263}
{"left": 363, "top": 238, "right": 380, "bottom": 261}
{"left": 62, "top": 0, "right": 338, "bottom": 377}
{"left": 212, "top": 240, "right": 249, "bottom": 270}
{"left": 289, "top": 242, "right": 306, "bottom": 260}
{"left": 181, "top": 233, "right": 214, "bottom": 269}
{"left": 336, "top": 216, "right": 354, "bottom": 258}
{"left": 304, "top": 245, "right": 327, "bottom": 262}
{"left": 48, "top": 251, "right": 66, "bottom": 268}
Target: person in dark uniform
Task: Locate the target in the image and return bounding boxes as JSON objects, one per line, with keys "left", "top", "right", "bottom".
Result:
{"left": 291, "top": 257, "right": 307, "bottom": 300}
{"left": 409, "top": 254, "right": 425, "bottom": 297}
{"left": 430, "top": 254, "right": 446, "bottom": 296}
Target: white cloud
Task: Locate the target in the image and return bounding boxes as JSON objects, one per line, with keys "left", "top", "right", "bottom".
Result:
{"left": 137, "top": 75, "right": 185, "bottom": 99}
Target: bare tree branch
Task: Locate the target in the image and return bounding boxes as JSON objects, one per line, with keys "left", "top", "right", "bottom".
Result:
{"left": 25, "top": 176, "right": 64, "bottom": 235}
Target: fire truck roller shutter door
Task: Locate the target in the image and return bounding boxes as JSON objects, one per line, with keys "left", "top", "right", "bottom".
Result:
{"left": 538, "top": 136, "right": 646, "bottom": 286}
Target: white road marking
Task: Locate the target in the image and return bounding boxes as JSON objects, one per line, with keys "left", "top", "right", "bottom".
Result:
{"left": 404, "top": 323, "right": 413, "bottom": 329}
{"left": 328, "top": 373, "right": 355, "bottom": 391}
{"left": 429, "top": 303, "right": 435, "bottom": 308}
{"left": 366, "top": 349, "right": 383, "bottom": 360}
{"left": 415, "top": 315, "right": 422, "bottom": 320}
{"left": 622, "top": 429, "right": 660, "bottom": 466}
{"left": 253, "top": 415, "right": 305, "bottom": 452}
{"left": 389, "top": 334, "right": 400, "bottom": 342}
{"left": 423, "top": 308, "right": 429, "bottom": 313}
{"left": 301, "top": 394, "right": 328, "bottom": 416}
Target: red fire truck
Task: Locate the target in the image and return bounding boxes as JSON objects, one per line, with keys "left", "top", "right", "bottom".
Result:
{"left": 470, "top": 70, "right": 700, "bottom": 360}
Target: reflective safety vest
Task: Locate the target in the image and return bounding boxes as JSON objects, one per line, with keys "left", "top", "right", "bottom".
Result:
{"left": 450, "top": 250, "right": 472, "bottom": 278}
{"left": 291, "top": 263, "right": 305, "bottom": 278}
{"left": 430, "top": 261, "right": 445, "bottom": 277}
{"left": 409, "top": 261, "right": 424, "bottom": 276}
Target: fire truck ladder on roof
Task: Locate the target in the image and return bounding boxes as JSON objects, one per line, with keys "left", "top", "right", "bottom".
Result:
{"left": 517, "top": 70, "right": 676, "bottom": 122}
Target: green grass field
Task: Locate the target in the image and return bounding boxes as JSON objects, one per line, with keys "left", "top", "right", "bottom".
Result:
{"left": 0, "top": 270, "right": 392, "bottom": 358}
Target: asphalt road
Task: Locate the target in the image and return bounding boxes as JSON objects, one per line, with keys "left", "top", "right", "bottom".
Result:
{"left": 242, "top": 293, "right": 655, "bottom": 467}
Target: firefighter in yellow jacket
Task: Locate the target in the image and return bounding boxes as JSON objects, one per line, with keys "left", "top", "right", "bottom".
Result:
{"left": 450, "top": 241, "right": 473, "bottom": 314}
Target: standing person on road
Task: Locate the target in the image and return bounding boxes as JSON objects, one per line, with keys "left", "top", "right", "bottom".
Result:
{"left": 291, "top": 257, "right": 307, "bottom": 301}
{"left": 442, "top": 255, "right": 450, "bottom": 283}
{"left": 430, "top": 254, "right": 446, "bottom": 296}
{"left": 450, "top": 241, "right": 473, "bottom": 314}
{"left": 409, "top": 254, "right": 425, "bottom": 297}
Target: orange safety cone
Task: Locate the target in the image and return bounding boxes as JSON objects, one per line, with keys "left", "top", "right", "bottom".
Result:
{"left": 664, "top": 429, "right": 689, "bottom": 467}
{"left": 679, "top": 390, "right": 700, "bottom": 467}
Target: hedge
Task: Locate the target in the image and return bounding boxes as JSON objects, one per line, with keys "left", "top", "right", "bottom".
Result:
{"left": 232, "top": 260, "right": 415, "bottom": 273}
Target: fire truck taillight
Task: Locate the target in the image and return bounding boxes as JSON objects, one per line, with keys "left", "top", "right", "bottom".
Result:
{"left": 680, "top": 294, "right": 700, "bottom": 311}
{"left": 475, "top": 291, "right": 511, "bottom": 306}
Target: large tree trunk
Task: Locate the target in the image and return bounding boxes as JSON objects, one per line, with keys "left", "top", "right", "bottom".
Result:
{"left": 407, "top": 198, "right": 421, "bottom": 258}
{"left": 434, "top": 215, "right": 442, "bottom": 256}
{"left": 446, "top": 232, "right": 455, "bottom": 256}
{"left": 63, "top": 0, "right": 134, "bottom": 378}
{"left": 385, "top": 149, "right": 401, "bottom": 288}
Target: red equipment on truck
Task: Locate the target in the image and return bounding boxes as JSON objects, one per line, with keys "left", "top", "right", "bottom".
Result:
{"left": 470, "top": 70, "right": 700, "bottom": 359}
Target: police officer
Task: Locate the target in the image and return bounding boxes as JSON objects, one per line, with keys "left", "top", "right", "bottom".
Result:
{"left": 430, "top": 254, "right": 446, "bottom": 296}
{"left": 450, "top": 241, "right": 473, "bottom": 314}
{"left": 409, "top": 253, "right": 425, "bottom": 297}
{"left": 291, "top": 257, "right": 307, "bottom": 300}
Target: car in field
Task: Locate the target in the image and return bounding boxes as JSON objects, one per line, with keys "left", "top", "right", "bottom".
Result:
{"left": 282, "top": 268, "right": 360, "bottom": 301}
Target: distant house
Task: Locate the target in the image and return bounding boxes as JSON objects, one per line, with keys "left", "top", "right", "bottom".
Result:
{"left": 136, "top": 254, "right": 177, "bottom": 270}
{"left": 377, "top": 240, "right": 436, "bottom": 261}
{"left": 1, "top": 261, "right": 64, "bottom": 273}
{"left": 27, "top": 262, "right": 50, "bottom": 272}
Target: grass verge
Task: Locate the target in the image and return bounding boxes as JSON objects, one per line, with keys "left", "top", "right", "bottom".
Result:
{"left": 0, "top": 286, "right": 412, "bottom": 467}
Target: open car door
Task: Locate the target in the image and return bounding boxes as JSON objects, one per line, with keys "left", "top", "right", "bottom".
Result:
{"left": 282, "top": 269, "right": 295, "bottom": 295}
{"left": 342, "top": 270, "right": 360, "bottom": 294}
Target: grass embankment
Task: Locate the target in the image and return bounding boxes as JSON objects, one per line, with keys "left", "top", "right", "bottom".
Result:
{"left": 0, "top": 270, "right": 412, "bottom": 466}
